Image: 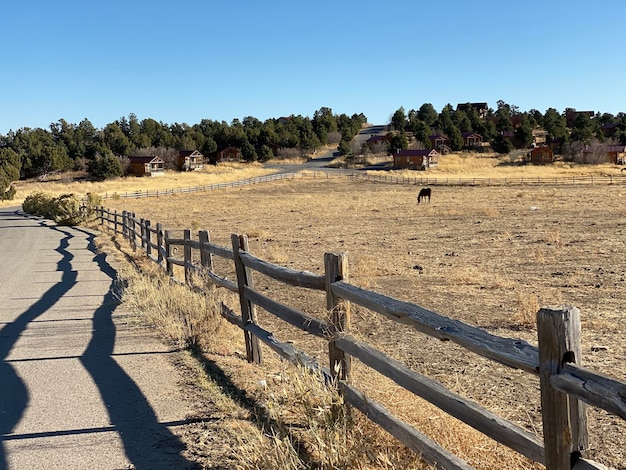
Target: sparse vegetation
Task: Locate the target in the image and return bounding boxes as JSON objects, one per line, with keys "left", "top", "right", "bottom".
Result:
{"left": 1, "top": 163, "right": 275, "bottom": 208}
{"left": 12, "top": 151, "right": 626, "bottom": 468}
{"left": 89, "top": 169, "right": 626, "bottom": 469}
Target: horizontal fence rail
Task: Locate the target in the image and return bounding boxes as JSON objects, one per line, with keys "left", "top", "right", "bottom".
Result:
{"left": 95, "top": 205, "right": 625, "bottom": 470}
{"left": 330, "top": 281, "right": 541, "bottom": 374}
{"left": 98, "top": 172, "right": 299, "bottom": 200}
{"left": 344, "top": 172, "right": 626, "bottom": 187}
{"left": 91, "top": 170, "right": 626, "bottom": 203}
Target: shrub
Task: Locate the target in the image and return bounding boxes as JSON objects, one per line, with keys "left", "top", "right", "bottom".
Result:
{"left": 22, "top": 192, "right": 58, "bottom": 219}
{"left": 54, "top": 194, "right": 84, "bottom": 226}
{"left": 22, "top": 192, "right": 85, "bottom": 226}
{"left": 259, "top": 145, "right": 275, "bottom": 162}
{"left": 82, "top": 192, "right": 103, "bottom": 219}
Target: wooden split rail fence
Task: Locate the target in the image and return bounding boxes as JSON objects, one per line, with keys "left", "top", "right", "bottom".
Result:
{"left": 96, "top": 207, "right": 625, "bottom": 470}
{"left": 344, "top": 172, "right": 626, "bottom": 187}
{"left": 94, "top": 171, "right": 626, "bottom": 202}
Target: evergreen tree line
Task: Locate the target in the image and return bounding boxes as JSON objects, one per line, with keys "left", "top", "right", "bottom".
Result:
{"left": 388, "top": 101, "right": 626, "bottom": 155}
{"left": 0, "top": 108, "right": 367, "bottom": 194}
{"left": 2, "top": 100, "right": 626, "bottom": 198}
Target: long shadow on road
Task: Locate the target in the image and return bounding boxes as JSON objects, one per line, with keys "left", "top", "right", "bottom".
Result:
{"left": 76, "top": 227, "right": 199, "bottom": 470}
{"left": 0, "top": 215, "right": 198, "bottom": 469}
{"left": 0, "top": 218, "right": 77, "bottom": 470}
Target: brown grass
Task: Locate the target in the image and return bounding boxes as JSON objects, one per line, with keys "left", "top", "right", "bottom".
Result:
{"left": 1, "top": 163, "right": 274, "bottom": 208}
{"left": 385, "top": 153, "right": 625, "bottom": 179}
{"left": 94, "top": 173, "right": 626, "bottom": 469}
{"left": 57, "top": 156, "right": 626, "bottom": 469}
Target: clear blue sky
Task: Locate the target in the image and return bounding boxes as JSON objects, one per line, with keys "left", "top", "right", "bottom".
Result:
{"left": 2, "top": 0, "right": 624, "bottom": 134}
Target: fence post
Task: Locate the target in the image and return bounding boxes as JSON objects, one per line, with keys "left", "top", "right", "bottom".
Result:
{"left": 122, "top": 211, "right": 127, "bottom": 239}
{"left": 537, "top": 306, "right": 588, "bottom": 470}
{"left": 156, "top": 223, "right": 164, "bottom": 266}
{"left": 130, "top": 213, "right": 137, "bottom": 252}
{"left": 325, "top": 252, "right": 351, "bottom": 383}
{"left": 145, "top": 220, "right": 152, "bottom": 258}
{"left": 231, "top": 234, "right": 262, "bottom": 364}
{"left": 140, "top": 218, "right": 145, "bottom": 250}
{"left": 165, "top": 230, "right": 174, "bottom": 278}
{"left": 199, "top": 230, "right": 213, "bottom": 272}
{"left": 184, "top": 229, "right": 192, "bottom": 285}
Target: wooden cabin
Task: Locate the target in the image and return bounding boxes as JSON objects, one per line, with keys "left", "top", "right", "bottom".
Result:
{"left": 526, "top": 147, "right": 554, "bottom": 165}
{"left": 582, "top": 145, "right": 626, "bottom": 164}
{"left": 177, "top": 150, "right": 204, "bottom": 171}
{"left": 366, "top": 134, "right": 392, "bottom": 151}
{"left": 428, "top": 134, "right": 450, "bottom": 154}
{"left": 211, "top": 147, "right": 242, "bottom": 163}
{"left": 393, "top": 149, "right": 439, "bottom": 170}
{"left": 532, "top": 128, "right": 549, "bottom": 146}
{"left": 127, "top": 156, "right": 165, "bottom": 177}
{"left": 461, "top": 132, "right": 483, "bottom": 149}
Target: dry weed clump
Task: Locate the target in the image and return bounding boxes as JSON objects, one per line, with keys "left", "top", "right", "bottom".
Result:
{"left": 97, "top": 234, "right": 234, "bottom": 351}
{"left": 235, "top": 366, "right": 431, "bottom": 470}
{"left": 515, "top": 291, "right": 540, "bottom": 328}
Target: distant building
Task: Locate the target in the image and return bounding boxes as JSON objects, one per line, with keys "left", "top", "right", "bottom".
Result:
{"left": 565, "top": 108, "right": 595, "bottom": 128}
{"left": 582, "top": 145, "right": 626, "bottom": 164}
{"left": 461, "top": 132, "right": 483, "bottom": 149}
{"left": 600, "top": 122, "right": 619, "bottom": 138}
{"left": 127, "top": 156, "right": 165, "bottom": 177}
{"left": 456, "top": 102, "right": 489, "bottom": 119}
{"left": 366, "top": 134, "right": 392, "bottom": 151}
{"left": 428, "top": 134, "right": 451, "bottom": 154}
{"left": 526, "top": 147, "right": 554, "bottom": 165}
{"left": 393, "top": 149, "right": 439, "bottom": 170}
{"left": 177, "top": 150, "right": 204, "bottom": 171}
{"left": 211, "top": 147, "right": 242, "bottom": 163}
{"left": 532, "top": 128, "right": 549, "bottom": 147}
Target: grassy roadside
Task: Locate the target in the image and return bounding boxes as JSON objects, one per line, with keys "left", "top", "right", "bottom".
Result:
{"left": 93, "top": 228, "right": 434, "bottom": 469}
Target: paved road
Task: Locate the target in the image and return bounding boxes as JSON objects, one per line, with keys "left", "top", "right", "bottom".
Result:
{"left": 0, "top": 208, "right": 198, "bottom": 469}
{"left": 262, "top": 124, "right": 389, "bottom": 175}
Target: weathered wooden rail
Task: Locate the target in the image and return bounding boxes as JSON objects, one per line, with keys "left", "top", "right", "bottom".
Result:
{"left": 345, "top": 172, "right": 626, "bottom": 188}
{"left": 96, "top": 207, "right": 624, "bottom": 470}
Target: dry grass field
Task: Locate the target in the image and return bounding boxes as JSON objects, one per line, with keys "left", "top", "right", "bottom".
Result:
{"left": 13, "top": 154, "right": 626, "bottom": 468}
{"left": 97, "top": 167, "right": 626, "bottom": 469}
{"left": 0, "top": 162, "right": 275, "bottom": 208}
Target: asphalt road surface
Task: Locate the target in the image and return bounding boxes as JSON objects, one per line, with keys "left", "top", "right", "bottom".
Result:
{"left": 262, "top": 125, "right": 389, "bottom": 175}
{"left": 0, "top": 208, "right": 198, "bottom": 470}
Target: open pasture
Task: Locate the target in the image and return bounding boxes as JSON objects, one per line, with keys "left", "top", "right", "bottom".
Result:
{"left": 104, "top": 177, "right": 626, "bottom": 468}
{"left": 0, "top": 163, "right": 274, "bottom": 207}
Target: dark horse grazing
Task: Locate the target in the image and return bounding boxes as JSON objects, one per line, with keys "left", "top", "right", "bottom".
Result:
{"left": 417, "top": 187, "right": 432, "bottom": 204}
